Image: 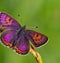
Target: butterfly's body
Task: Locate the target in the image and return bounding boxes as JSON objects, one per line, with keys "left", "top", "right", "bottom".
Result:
{"left": 0, "top": 12, "right": 48, "bottom": 55}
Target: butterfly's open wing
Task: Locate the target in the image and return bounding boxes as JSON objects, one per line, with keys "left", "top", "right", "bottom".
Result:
{"left": 26, "top": 30, "right": 48, "bottom": 47}
{"left": 13, "top": 35, "right": 30, "bottom": 55}
{"left": 1, "top": 29, "right": 17, "bottom": 47}
{"left": 0, "top": 12, "right": 21, "bottom": 30}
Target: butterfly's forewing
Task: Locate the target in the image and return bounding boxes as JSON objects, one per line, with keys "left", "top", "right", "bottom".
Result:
{"left": 13, "top": 35, "right": 30, "bottom": 55}
{"left": 1, "top": 29, "right": 17, "bottom": 47}
{"left": 26, "top": 30, "right": 48, "bottom": 47}
{"left": 0, "top": 12, "right": 21, "bottom": 30}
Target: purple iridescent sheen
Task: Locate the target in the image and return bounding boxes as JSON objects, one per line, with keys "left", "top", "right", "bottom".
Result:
{"left": 15, "top": 33, "right": 30, "bottom": 54}
{"left": 18, "top": 36, "right": 29, "bottom": 52}
{"left": 0, "top": 13, "right": 6, "bottom": 24}
{"left": 0, "top": 12, "right": 48, "bottom": 55}
{"left": 4, "top": 33, "right": 13, "bottom": 42}
{"left": 3, "top": 32, "right": 15, "bottom": 42}
{"left": 1, "top": 29, "right": 17, "bottom": 43}
{"left": 0, "top": 12, "right": 21, "bottom": 30}
{"left": 0, "top": 12, "right": 30, "bottom": 55}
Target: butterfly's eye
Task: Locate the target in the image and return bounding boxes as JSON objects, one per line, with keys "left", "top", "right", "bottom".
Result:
{"left": 33, "top": 34, "right": 41, "bottom": 42}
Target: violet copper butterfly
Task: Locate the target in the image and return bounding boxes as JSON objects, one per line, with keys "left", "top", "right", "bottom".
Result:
{"left": 0, "top": 12, "right": 48, "bottom": 55}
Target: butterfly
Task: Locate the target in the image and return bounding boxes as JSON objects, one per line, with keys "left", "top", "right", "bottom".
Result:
{"left": 0, "top": 12, "right": 48, "bottom": 55}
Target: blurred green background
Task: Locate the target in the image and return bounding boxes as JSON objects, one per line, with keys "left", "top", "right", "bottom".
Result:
{"left": 0, "top": 0, "right": 60, "bottom": 63}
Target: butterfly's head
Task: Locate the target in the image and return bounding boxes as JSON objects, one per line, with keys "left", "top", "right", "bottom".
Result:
{"left": 21, "top": 25, "right": 26, "bottom": 30}
{"left": 17, "top": 25, "right": 26, "bottom": 37}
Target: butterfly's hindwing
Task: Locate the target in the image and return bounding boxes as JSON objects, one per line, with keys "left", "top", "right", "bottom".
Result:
{"left": 13, "top": 34, "right": 30, "bottom": 55}
{"left": 1, "top": 29, "right": 17, "bottom": 47}
{"left": 26, "top": 30, "right": 48, "bottom": 47}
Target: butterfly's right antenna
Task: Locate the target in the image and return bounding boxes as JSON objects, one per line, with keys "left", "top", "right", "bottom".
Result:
{"left": 30, "top": 45, "right": 43, "bottom": 63}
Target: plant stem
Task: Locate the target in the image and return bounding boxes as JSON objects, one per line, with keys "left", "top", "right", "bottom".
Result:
{"left": 30, "top": 46, "right": 43, "bottom": 63}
